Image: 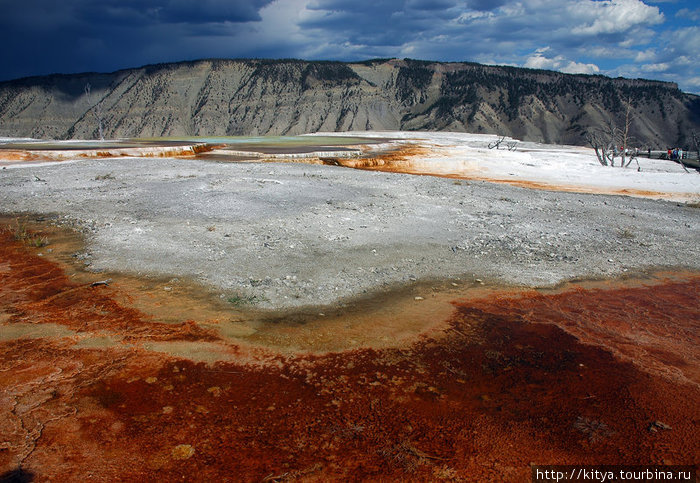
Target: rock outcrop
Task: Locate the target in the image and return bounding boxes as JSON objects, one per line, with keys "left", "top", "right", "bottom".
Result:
{"left": 1, "top": 58, "right": 698, "bottom": 147}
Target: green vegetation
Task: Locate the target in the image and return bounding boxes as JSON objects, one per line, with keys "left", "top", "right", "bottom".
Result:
{"left": 301, "top": 63, "right": 362, "bottom": 90}
{"left": 28, "top": 235, "right": 50, "bottom": 248}
{"left": 10, "top": 219, "right": 50, "bottom": 247}
{"left": 396, "top": 63, "right": 434, "bottom": 103}
{"left": 248, "top": 60, "right": 362, "bottom": 90}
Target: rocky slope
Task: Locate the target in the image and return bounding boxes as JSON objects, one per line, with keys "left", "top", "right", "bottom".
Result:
{"left": 1, "top": 58, "right": 699, "bottom": 147}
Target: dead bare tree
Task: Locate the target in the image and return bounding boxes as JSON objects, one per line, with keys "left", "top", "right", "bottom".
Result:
{"left": 84, "top": 83, "right": 105, "bottom": 140}
{"left": 586, "top": 98, "right": 640, "bottom": 169}
{"left": 488, "top": 136, "right": 506, "bottom": 150}
{"left": 488, "top": 135, "right": 518, "bottom": 151}
{"left": 585, "top": 119, "right": 616, "bottom": 166}
{"left": 619, "top": 97, "right": 634, "bottom": 168}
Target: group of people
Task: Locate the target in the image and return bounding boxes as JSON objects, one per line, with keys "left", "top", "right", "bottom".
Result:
{"left": 668, "top": 147, "right": 685, "bottom": 161}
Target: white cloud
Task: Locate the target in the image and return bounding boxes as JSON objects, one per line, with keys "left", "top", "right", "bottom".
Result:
{"left": 251, "top": 0, "right": 696, "bottom": 92}
{"left": 561, "top": 61, "right": 601, "bottom": 75}
{"left": 524, "top": 52, "right": 599, "bottom": 75}
{"left": 675, "top": 55, "right": 693, "bottom": 67}
{"left": 642, "top": 62, "right": 670, "bottom": 72}
{"left": 666, "top": 26, "right": 700, "bottom": 57}
{"left": 524, "top": 55, "right": 557, "bottom": 70}
{"left": 676, "top": 8, "right": 700, "bottom": 22}
{"left": 569, "top": 0, "right": 663, "bottom": 36}
{"left": 634, "top": 49, "right": 657, "bottom": 62}
{"left": 586, "top": 46, "right": 630, "bottom": 58}
{"left": 2, "top": 0, "right": 698, "bottom": 96}
{"left": 455, "top": 10, "right": 493, "bottom": 23}
{"left": 647, "top": 27, "right": 700, "bottom": 91}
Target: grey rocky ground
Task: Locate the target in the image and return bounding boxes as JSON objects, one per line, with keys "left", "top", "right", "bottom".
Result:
{"left": 1, "top": 156, "right": 699, "bottom": 308}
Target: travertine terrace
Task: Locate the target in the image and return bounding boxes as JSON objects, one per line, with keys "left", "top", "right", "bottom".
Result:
{"left": 1, "top": 132, "right": 698, "bottom": 481}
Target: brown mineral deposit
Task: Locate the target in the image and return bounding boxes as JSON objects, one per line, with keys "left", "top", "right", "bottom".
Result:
{"left": 0, "top": 222, "right": 698, "bottom": 481}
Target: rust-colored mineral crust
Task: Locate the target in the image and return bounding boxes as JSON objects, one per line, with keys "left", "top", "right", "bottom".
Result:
{"left": 1, "top": 227, "right": 698, "bottom": 481}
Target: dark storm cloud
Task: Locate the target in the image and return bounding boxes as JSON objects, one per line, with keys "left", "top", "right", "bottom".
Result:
{"left": 302, "top": 0, "right": 455, "bottom": 47}
{"left": 159, "top": 0, "right": 273, "bottom": 23}
{"left": 465, "top": 0, "right": 507, "bottom": 10}
{"left": 405, "top": 0, "right": 457, "bottom": 11}
{"left": 300, "top": 0, "right": 520, "bottom": 54}
{"left": 0, "top": 0, "right": 697, "bottom": 93}
{"left": 5, "top": 0, "right": 273, "bottom": 26}
{"left": 297, "top": 0, "right": 682, "bottom": 87}
{"left": 0, "top": 0, "right": 273, "bottom": 80}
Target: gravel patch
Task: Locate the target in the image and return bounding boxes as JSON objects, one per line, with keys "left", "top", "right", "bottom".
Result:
{"left": 1, "top": 156, "right": 699, "bottom": 308}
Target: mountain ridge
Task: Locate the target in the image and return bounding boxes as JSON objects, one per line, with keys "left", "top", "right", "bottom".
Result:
{"left": 1, "top": 57, "right": 698, "bottom": 148}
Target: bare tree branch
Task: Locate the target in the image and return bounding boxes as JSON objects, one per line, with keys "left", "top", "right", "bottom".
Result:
{"left": 488, "top": 136, "right": 506, "bottom": 150}
{"left": 586, "top": 98, "right": 643, "bottom": 170}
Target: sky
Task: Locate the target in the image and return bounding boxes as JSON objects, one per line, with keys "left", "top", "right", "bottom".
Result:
{"left": 1, "top": 0, "right": 699, "bottom": 94}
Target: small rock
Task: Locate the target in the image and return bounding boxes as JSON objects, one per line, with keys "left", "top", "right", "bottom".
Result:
{"left": 414, "top": 296, "right": 424, "bottom": 301}
{"left": 171, "top": 444, "right": 195, "bottom": 460}
{"left": 649, "top": 421, "right": 672, "bottom": 432}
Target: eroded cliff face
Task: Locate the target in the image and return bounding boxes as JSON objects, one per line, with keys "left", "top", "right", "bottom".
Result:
{"left": 1, "top": 58, "right": 698, "bottom": 147}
